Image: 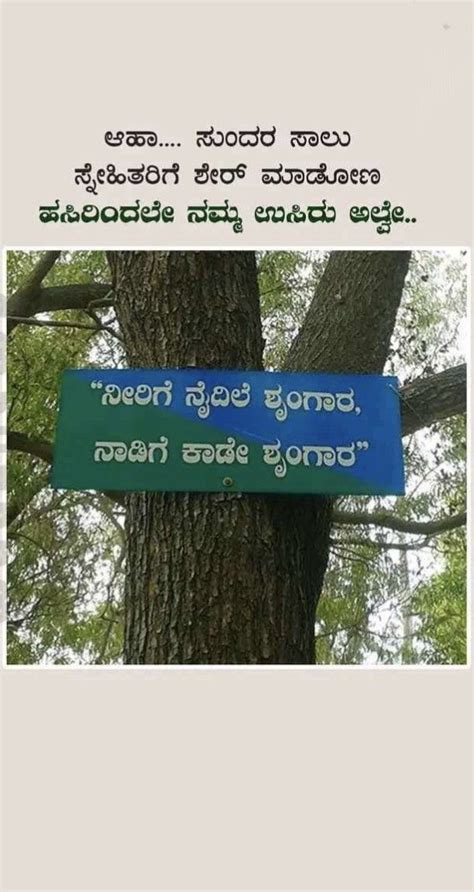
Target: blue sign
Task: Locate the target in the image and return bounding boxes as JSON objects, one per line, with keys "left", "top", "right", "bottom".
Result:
{"left": 52, "top": 368, "right": 405, "bottom": 495}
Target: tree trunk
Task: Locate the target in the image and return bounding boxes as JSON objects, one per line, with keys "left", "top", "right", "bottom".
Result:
{"left": 108, "top": 250, "right": 410, "bottom": 664}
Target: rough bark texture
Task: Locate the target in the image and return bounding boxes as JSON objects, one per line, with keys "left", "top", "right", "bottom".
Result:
{"left": 285, "top": 251, "right": 410, "bottom": 374}
{"left": 400, "top": 363, "right": 466, "bottom": 436}
{"left": 108, "top": 250, "right": 410, "bottom": 664}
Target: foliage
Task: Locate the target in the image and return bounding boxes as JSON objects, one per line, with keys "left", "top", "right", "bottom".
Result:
{"left": 7, "top": 251, "right": 124, "bottom": 664}
{"left": 411, "top": 530, "right": 466, "bottom": 664}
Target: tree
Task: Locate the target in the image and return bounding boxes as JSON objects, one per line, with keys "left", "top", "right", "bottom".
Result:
{"left": 6, "top": 250, "right": 467, "bottom": 664}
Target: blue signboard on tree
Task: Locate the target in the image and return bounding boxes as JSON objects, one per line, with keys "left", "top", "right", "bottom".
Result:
{"left": 52, "top": 368, "right": 405, "bottom": 495}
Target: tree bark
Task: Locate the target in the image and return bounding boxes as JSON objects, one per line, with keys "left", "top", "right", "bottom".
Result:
{"left": 108, "top": 250, "right": 410, "bottom": 664}
{"left": 400, "top": 363, "right": 466, "bottom": 436}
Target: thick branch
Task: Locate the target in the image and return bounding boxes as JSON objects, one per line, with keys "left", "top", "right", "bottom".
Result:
{"left": 280, "top": 254, "right": 465, "bottom": 433}
{"left": 7, "top": 430, "right": 54, "bottom": 464}
{"left": 20, "top": 251, "right": 61, "bottom": 292}
{"left": 36, "top": 282, "right": 113, "bottom": 313}
{"left": 284, "top": 251, "right": 411, "bottom": 373}
{"left": 332, "top": 508, "right": 466, "bottom": 535}
{"left": 400, "top": 364, "right": 466, "bottom": 436}
{"left": 7, "top": 430, "right": 124, "bottom": 506}
{"left": 8, "top": 251, "right": 60, "bottom": 334}
{"left": 7, "top": 282, "right": 113, "bottom": 334}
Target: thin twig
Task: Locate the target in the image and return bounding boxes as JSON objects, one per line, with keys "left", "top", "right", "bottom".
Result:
{"left": 7, "top": 315, "right": 124, "bottom": 343}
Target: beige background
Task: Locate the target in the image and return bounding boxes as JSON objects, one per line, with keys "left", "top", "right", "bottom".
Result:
{"left": 1, "top": 2, "right": 472, "bottom": 890}
{"left": 1, "top": 0, "right": 472, "bottom": 247}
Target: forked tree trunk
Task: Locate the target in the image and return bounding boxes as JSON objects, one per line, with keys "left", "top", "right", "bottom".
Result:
{"left": 108, "top": 250, "right": 410, "bottom": 664}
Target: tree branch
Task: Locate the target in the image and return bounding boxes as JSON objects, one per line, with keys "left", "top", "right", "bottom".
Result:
{"left": 8, "top": 316, "right": 104, "bottom": 332}
{"left": 330, "top": 535, "right": 434, "bottom": 552}
{"left": 7, "top": 430, "right": 54, "bottom": 464}
{"left": 332, "top": 508, "right": 466, "bottom": 535}
{"left": 37, "top": 283, "right": 113, "bottom": 312}
{"left": 20, "top": 251, "right": 61, "bottom": 292}
{"left": 7, "top": 281, "right": 113, "bottom": 335}
{"left": 7, "top": 251, "right": 60, "bottom": 334}
{"left": 284, "top": 251, "right": 411, "bottom": 373}
{"left": 399, "top": 363, "right": 466, "bottom": 436}
{"left": 7, "top": 430, "right": 125, "bottom": 506}
{"left": 7, "top": 314, "right": 123, "bottom": 342}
